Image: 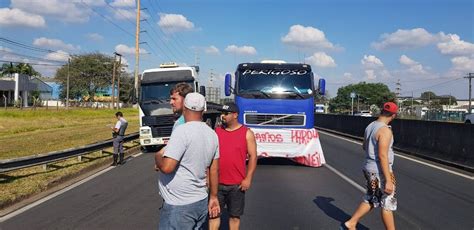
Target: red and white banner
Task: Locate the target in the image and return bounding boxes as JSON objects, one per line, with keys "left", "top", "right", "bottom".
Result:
{"left": 251, "top": 128, "right": 325, "bottom": 167}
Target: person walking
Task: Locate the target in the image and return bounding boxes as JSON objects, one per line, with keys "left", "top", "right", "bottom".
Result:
{"left": 155, "top": 93, "right": 220, "bottom": 229}
{"left": 342, "top": 102, "right": 399, "bottom": 230}
{"left": 209, "top": 102, "right": 257, "bottom": 230}
{"left": 111, "top": 111, "right": 128, "bottom": 166}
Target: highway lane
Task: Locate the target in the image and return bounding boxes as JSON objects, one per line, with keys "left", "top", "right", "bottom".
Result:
{"left": 1, "top": 132, "right": 473, "bottom": 229}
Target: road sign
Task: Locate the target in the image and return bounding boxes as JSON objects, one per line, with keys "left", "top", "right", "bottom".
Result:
{"left": 350, "top": 92, "right": 356, "bottom": 98}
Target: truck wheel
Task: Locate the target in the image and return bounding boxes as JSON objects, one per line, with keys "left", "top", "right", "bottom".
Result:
{"left": 466, "top": 120, "right": 471, "bottom": 124}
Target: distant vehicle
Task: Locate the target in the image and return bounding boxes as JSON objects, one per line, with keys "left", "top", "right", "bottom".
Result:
{"left": 465, "top": 113, "right": 474, "bottom": 124}
{"left": 354, "top": 110, "right": 372, "bottom": 117}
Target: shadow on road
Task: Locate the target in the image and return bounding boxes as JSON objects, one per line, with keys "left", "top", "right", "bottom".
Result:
{"left": 257, "top": 157, "right": 300, "bottom": 166}
{"left": 313, "top": 196, "right": 369, "bottom": 230}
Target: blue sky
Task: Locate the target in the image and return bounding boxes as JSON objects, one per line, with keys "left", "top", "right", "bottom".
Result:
{"left": 1, "top": 0, "right": 473, "bottom": 98}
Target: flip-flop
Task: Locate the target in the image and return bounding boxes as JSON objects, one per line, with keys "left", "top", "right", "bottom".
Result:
{"left": 339, "top": 222, "right": 350, "bottom": 230}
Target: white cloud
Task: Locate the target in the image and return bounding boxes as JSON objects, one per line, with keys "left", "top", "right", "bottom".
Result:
{"left": 0, "top": 46, "right": 13, "bottom": 52}
{"left": 343, "top": 72, "right": 354, "bottom": 82}
{"left": 115, "top": 44, "right": 147, "bottom": 55}
{"left": 75, "top": 0, "right": 106, "bottom": 7}
{"left": 304, "top": 52, "right": 336, "bottom": 68}
{"left": 204, "top": 45, "right": 220, "bottom": 55}
{"left": 224, "top": 45, "right": 257, "bottom": 56}
{"left": 45, "top": 50, "right": 70, "bottom": 62}
{"left": 437, "top": 34, "right": 474, "bottom": 56}
{"left": 281, "top": 25, "right": 337, "bottom": 50}
{"left": 450, "top": 56, "right": 474, "bottom": 72}
{"left": 85, "top": 33, "right": 104, "bottom": 42}
{"left": 372, "top": 28, "right": 443, "bottom": 50}
{"left": 365, "top": 70, "right": 376, "bottom": 80}
{"left": 0, "top": 8, "right": 45, "bottom": 28}
{"left": 33, "top": 37, "right": 80, "bottom": 51}
{"left": 158, "top": 13, "right": 195, "bottom": 33}
{"left": 361, "top": 55, "right": 384, "bottom": 69}
{"left": 110, "top": 0, "right": 135, "bottom": 8}
{"left": 11, "top": 0, "right": 91, "bottom": 23}
{"left": 112, "top": 8, "right": 148, "bottom": 21}
{"left": 399, "top": 55, "right": 427, "bottom": 74}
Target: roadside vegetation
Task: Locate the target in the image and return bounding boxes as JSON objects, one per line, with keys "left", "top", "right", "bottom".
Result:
{"left": 0, "top": 107, "right": 138, "bottom": 160}
{"left": 0, "top": 107, "right": 139, "bottom": 208}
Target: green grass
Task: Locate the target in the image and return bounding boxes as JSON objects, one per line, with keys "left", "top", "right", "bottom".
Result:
{"left": 0, "top": 108, "right": 139, "bottom": 160}
{"left": 0, "top": 107, "right": 140, "bottom": 208}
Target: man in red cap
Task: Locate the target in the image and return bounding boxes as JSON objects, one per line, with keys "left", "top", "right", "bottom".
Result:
{"left": 343, "top": 102, "right": 398, "bottom": 230}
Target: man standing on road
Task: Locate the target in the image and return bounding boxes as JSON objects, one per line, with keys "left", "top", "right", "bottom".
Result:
{"left": 155, "top": 93, "right": 220, "bottom": 229}
{"left": 155, "top": 82, "right": 193, "bottom": 169}
{"left": 209, "top": 102, "right": 257, "bottom": 230}
{"left": 170, "top": 82, "right": 194, "bottom": 130}
{"left": 111, "top": 111, "right": 128, "bottom": 166}
{"left": 343, "top": 102, "right": 398, "bottom": 230}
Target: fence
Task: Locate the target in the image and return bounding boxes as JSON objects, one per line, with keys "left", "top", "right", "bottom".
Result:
{"left": 314, "top": 114, "right": 474, "bottom": 171}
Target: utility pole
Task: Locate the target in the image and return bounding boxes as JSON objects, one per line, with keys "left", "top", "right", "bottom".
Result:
{"left": 395, "top": 79, "right": 401, "bottom": 112}
{"left": 465, "top": 73, "right": 474, "bottom": 113}
{"left": 112, "top": 52, "right": 122, "bottom": 109}
{"left": 134, "top": 0, "right": 141, "bottom": 100}
{"left": 66, "top": 58, "right": 70, "bottom": 110}
{"left": 116, "top": 54, "right": 122, "bottom": 109}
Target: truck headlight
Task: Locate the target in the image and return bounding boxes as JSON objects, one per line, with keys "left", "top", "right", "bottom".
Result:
{"left": 140, "top": 128, "right": 151, "bottom": 135}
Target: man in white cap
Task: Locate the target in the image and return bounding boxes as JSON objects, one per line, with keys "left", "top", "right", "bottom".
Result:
{"left": 155, "top": 92, "right": 220, "bottom": 229}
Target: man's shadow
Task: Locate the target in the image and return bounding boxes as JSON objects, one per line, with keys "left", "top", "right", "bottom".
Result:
{"left": 313, "top": 196, "right": 369, "bottom": 230}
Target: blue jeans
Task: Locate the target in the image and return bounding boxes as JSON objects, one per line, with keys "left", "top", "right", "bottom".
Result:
{"left": 159, "top": 198, "right": 208, "bottom": 230}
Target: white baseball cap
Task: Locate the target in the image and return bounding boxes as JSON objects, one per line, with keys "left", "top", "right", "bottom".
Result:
{"left": 184, "top": 92, "right": 206, "bottom": 111}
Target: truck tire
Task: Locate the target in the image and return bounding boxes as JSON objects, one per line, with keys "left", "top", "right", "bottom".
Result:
{"left": 466, "top": 120, "right": 471, "bottom": 124}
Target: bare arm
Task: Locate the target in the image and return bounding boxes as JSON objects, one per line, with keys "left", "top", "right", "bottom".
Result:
{"left": 154, "top": 150, "right": 179, "bottom": 174}
{"left": 377, "top": 127, "right": 394, "bottom": 194}
{"left": 208, "top": 158, "right": 220, "bottom": 218}
{"left": 240, "top": 129, "right": 257, "bottom": 191}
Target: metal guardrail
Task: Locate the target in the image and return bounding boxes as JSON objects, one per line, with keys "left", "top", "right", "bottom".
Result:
{"left": 0, "top": 132, "right": 139, "bottom": 173}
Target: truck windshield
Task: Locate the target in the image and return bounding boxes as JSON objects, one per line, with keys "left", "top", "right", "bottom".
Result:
{"left": 140, "top": 81, "right": 193, "bottom": 102}
{"left": 237, "top": 70, "right": 313, "bottom": 99}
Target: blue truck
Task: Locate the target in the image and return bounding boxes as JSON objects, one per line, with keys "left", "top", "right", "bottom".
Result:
{"left": 224, "top": 61, "right": 326, "bottom": 166}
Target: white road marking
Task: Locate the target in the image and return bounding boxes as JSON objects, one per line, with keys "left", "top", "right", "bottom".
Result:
{"left": 0, "top": 167, "right": 113, "bottom": 222}
{"left": 0, "top": 151, "right": 144, "bottom": 222}
{"left": 324, "top": 163, "right": 365, "bottom": 192}
{"left": 319, "top": 130, "right": 473, "bottom": 180}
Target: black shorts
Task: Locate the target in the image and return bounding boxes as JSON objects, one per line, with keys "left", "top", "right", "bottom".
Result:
{"left": 217, "top": 184, "right": 245, "bottom": 217}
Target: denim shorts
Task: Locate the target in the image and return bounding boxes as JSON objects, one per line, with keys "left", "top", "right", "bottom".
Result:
{"left": 218, "top": 184, "right": 245, "bottom": 217}
{"left": 362, "top": 170, "right": 397, "bottom": 211}
{"left": 158, "top": 198, "right": 208, "bottom": 230}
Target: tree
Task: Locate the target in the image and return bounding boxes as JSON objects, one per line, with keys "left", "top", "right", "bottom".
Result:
{"left": 0, "top": 62, "right": 41, "bottom": 77}
{"left": 55, "top": 53, "right": 115, "bottom": 102}
{"left": 119, "top": 72, "right": 135, "bottom": 103}
{"left": 329, "top": 82, "right": 396, "bottom": 113}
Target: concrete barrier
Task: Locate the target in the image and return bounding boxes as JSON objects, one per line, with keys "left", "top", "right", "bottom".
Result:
{"left": 315, "top": 114, "right": 474, "bottom": 171}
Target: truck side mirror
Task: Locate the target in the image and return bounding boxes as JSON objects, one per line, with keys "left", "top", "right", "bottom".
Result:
{"left": 200, "top": 85, "right": 206, "bottom": 97}
{"left": 318, "top": 78, "right": 326, "bottom": 96}
{"left": 225, "top": 73, "right": 232, "bottom": 96}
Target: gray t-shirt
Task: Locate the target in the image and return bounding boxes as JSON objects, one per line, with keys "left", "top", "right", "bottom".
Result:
{"left": 158, "top": 121, "right": 219, "bottom": 205}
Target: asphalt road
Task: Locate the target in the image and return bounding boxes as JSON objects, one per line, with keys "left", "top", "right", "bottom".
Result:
{"left": 1, "top": 132, "right": 473, "bottom": 230}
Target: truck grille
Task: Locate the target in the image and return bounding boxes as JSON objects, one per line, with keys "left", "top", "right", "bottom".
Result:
{"left": 244, "top": 113, "right": 305, "bottom": 126}
{"left": 142, "top": 114, "right": 175, "bottom": 126}
{"left": 151, "top": 126, "right": 173, "bottom": 137}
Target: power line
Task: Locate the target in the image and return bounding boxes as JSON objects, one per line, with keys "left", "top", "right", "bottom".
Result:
{"left": 80, "top": 0, "right": 135, "bottom": 38}
{"left": 0, "top": 37, "right": 70, "bottom": 57}
{"left": 149, "top": 0, "right": 192, "bottom": 58}
{"left": 0, "top": 49, "right": 67, "bottom": 64}
{"left": 143, "top": 0, "right": 192, "bottom": 63}
{"left": 104, "top": 2, "right": 136, "bottom": 27}
{"left": 400, "top": 77, "right": 463, "bottom": 94}
{"left": 0, "top": 60, "right": 64, "bottom": 67}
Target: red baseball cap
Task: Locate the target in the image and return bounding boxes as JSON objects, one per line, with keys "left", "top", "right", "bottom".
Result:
{"left": 383, "top": 102, "right": 398, "bottom": 114}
